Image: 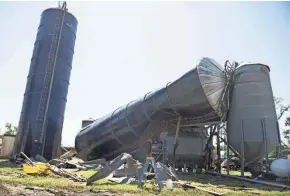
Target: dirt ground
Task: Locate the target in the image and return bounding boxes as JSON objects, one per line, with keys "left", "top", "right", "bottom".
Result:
{"left": 0, "top": 182, "right": 141, "bottom": 196}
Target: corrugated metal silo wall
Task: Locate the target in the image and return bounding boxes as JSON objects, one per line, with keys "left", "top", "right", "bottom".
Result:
{"left": 227, "top": 64, "right": 279, "bottom": 167}
{"left": 13, "top": 8, "right": 78, "bottom": 160}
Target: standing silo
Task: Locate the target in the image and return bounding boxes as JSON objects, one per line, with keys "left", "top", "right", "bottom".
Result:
{"left": 227, "top": 63, "right": 280, "bottom": 175}
{"left": 12, "top": 2, "right": 78, "bottom": 160}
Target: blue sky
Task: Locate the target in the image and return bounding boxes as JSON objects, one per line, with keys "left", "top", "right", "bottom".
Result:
{"left": 0, "top": 1, "right": 289, "bottom": 146}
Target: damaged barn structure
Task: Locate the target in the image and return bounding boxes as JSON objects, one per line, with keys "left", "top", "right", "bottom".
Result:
{"left": 11, "top": 1, "right": 288, "bottom": 191}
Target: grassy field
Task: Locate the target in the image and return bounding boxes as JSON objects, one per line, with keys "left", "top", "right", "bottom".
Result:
{"left": 0, "top": 160, "right": 290, "bottom": 195}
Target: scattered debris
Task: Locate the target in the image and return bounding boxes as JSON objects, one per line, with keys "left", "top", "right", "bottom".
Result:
{"left": 156, "top": 162, "right": 179, "bottom": 181}
{"left": 50, "top": 165, "right": 86, "bottom": 182}
{"left": 22, "top": 162, "right": 52, "bottom": 175}
{"left": 86, "top": 153, "right": 134, "bottom": 185}
{"left": 79, "top": 158, "right": 108, "bottom": 166}
{"left": 60, "top": 149, "right": 76, "bottom": 160}
{"left": 19, "top": 151, "right": 86, "bottom": 181}
{"left": 49, "top": 158, "right": 87, "bottom": 171}
{"left": 15, "top": 150, "right": 289, "bottom": 195}
{"left": 173, "top": 182, "right": 224, "bottom": 196}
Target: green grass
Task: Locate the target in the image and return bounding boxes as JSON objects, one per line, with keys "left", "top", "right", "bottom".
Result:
{"left": 0, "top": 161, "right": 290, "bottom": 195}
{"left": 220, "top": 169, "right": 251, "bottom": 176}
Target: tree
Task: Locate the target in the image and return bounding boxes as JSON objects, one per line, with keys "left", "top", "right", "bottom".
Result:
{"left": 274, "top": 97, "right": 290, "bottom": 121}
{"left": 284, "top": 117, "right": 290, "bottom": 145}
{"left": 274, "top": 97, "right": 290, "bottom": 147}
{"left": 4, "top": 123, "right": 17, "bottom": 136}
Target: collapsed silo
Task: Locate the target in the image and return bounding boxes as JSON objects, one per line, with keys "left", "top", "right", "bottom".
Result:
{"left": 12, "top": 3, "right": 78, "bottom": 160}
{"left": 75, "top": 57, "right": 227, "bottom": 162}
{"left": 227, "top": 63, "right": 280, "bottom": 175}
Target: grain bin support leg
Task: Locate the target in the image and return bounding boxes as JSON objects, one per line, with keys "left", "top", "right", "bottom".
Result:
{"left": 216, "top": 124, "right": 221, "bottom": 173}
{"left": 240, "top": 119, "right": 245, "bottom": 177}
{"left": 226, "top": 131, "right": 230, "bottom": 175}
{"left": 172, "top": 116, "right": 181, "bottom": 169}
{"left": 204, "top": 125, "right": 216, "bottom": 170}
{"left": 261, "top": 118, "right": 269, "bottom": 174}
{"left": 219, "top": 136, "right": 239, "bottom": 158}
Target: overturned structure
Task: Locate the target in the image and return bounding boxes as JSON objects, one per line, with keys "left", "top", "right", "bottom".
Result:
{"left": 75, "top": 57, "right": 228, "bottom": 168}
{"left": 75, "top": 58, "right": 280, "bottom": 175}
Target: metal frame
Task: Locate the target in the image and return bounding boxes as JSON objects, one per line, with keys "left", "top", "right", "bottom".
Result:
{"left": 138, "top": 60, "right": 279, "bottom": 180}
{"left": 135, "top": 60, "right": 237, "bottom": 173}
{"left": 221, "top": 117, "right": 275, "bottom": 178}
{"left": 261, "top": 118, "right": 269, "bottom": 174}
{"left": 172, "top": 116, "right": 181, "bottom": 169}
{"left": 216, "top": 125, "right": 221, "bottom": 173}
{"left": 226, "top": 128, "right": 230, "bottom": 175}
{"left": 240, "top": 119, "right": 245, "bottom": 176}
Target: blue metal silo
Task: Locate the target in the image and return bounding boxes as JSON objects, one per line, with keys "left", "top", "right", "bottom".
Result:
{"left": 13, "top": 2, "right": 78, "bottom": 160}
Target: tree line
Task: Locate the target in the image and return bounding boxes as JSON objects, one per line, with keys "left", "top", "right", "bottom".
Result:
{"left": 1, "top": 123, "right": 17, "bottom": 135}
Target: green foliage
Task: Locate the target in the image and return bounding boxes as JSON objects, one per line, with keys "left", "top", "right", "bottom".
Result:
{"left": 283, "top": 117, "right": 290, "bottom": 145}
{"left": 274, "top": 97, "right": 290, "bottom": 146}
{"left": 1, "top": 165, "right": 290, "bottom": 195}
{"left": 274, "top": 97, "right": 290, "bottom": 120}
{"left": 4, "top": 123, "right": 17, "bottom": 136}
{"left": 269, "top": 142, "right": 290, "bottom": 158}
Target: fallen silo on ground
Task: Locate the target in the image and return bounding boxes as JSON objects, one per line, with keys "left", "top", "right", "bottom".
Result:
{"left": 75, "top": 57, "right": 227, "bottom": 162}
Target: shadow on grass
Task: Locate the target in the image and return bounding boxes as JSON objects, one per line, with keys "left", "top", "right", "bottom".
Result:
{"left": 178, "top": 172, "right": 289, "bottom": 190}
{"left": 88, "top": 179, "right": 201, "bottom": 195}
{"left": 0, "top": 159, "right": 20, "bottom": 168}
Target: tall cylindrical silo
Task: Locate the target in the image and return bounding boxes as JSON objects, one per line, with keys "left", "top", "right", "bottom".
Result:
{"left": 227, "top": 63, "right": 280, "bottom": 174}
{"left": 13, "top": 5, "right": 78, "bottom": 160}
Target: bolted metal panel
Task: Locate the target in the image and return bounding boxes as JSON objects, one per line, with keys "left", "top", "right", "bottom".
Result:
{"left": 13, "top": 7, "right": 78, "bottom": 160}
{"left": 75, "top": 57, "right": 227, "bottom": 161}
{"left": 227, "top": 63, "right": 279, "bottom": 168}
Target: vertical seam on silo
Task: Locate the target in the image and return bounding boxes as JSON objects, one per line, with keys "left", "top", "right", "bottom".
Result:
{"left": 110, "top": 107, "right": 126, "bottom": 145}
